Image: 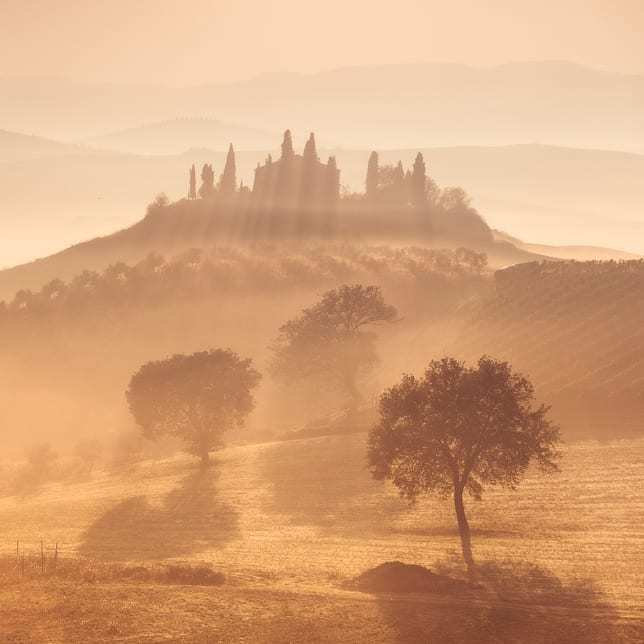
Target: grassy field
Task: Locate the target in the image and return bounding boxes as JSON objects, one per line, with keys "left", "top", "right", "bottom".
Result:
{"left": 1, "top": 434, "right": 643, "bottom": 642}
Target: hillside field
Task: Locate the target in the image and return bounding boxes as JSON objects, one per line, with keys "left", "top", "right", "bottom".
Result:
{"left": 1, "top": 434, "right": 642, "bottom": 642}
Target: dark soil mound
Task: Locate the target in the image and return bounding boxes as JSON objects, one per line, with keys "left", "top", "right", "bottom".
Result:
{"left": 348, "top": 561, "right": 473, "bottom": 595}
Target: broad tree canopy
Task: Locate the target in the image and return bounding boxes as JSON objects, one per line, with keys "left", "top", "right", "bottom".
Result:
{"left": 270, "top": 284, "right": 398, "bottom": 405}
{"left": 368, "top": 356, "right": 560, "bottom": 574}
{"left": 126, "top": 349, "right": 261, "bottom": 464}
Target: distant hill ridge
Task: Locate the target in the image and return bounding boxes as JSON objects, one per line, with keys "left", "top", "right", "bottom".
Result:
{"left": 86, "top": 118, "right": 276, "bottom": 155}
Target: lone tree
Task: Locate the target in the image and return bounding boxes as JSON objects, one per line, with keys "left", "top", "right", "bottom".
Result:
{"left": 270, "top": 284, "right": 398, "bottom": 410}
{"left": 126, "top": 349, "right": 261, "bottom": 466}
{"left": 367, "top": 356, "right": 560, "bottom": 578}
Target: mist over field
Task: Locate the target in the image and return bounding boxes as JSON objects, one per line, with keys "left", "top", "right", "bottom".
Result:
{"left": 1, "top": 2, "right": 643, "bottom": 642}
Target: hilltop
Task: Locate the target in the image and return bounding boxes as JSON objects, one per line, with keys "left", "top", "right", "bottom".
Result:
{"left": 0, "top": 131, "right": 547, "bottom": 297}
{"left": 2, "top": 140, "right": 644, "bottom": 269}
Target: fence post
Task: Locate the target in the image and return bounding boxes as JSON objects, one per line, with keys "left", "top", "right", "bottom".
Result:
{"left": 41, "top": 540, "right": 44, "bottom": 575}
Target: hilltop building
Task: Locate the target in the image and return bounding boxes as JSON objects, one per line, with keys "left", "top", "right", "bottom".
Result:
{"left": 252, "top": 130, "right": 340, "bottom": 210}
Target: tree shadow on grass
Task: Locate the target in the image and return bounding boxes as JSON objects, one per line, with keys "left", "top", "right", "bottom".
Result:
{"left": 78, "top": 467, "right": 239, "bottom": 561}
{"left": 259, "top": 434, "right": 406, "bottom": 532}
{"left": 374, "top": 559, "right": 639, "bottom": 644}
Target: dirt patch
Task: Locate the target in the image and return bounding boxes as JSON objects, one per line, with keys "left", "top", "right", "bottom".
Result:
{"left": 347, "top": 561, "right": 474, "bottom": 595}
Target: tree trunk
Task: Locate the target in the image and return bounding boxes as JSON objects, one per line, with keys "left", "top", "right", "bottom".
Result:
{"left": 343, "top": 367, "right": 361, "bottom": 414}
{"left": 198, "top": 440, "right": 211, "bottom": 467}
{"left": 453, "top": 486, "right": 476, "bottom": 580}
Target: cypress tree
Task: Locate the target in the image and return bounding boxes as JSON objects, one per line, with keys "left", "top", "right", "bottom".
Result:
{"left": 366, "top": 151, "right": 379, "bottom": 200}
{"left": 411, "top": 152, "right": 427, "bottom": 207}
{"left": 189, "top": 164, "right": 197, "bottom": 199}
{"left": 326, "top": 156, "right": 340, "bottom": 202}
{"left": 276, "top": 130, "right": 295, "bottom": 209}
{"left": 393, "top": 161, "right": 406, "bottom": 204}
{"left": 219, "top": 144, "right": 237, "bottom": 196}
{"left": 300, "top": 132, "right": 319, "bottom": 210}
{"left": 199, "top": 163, "right": 215, "bottom": 197}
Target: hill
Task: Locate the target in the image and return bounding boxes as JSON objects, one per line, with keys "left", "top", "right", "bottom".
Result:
{"left": 493, "top": 230, "right": 641, "bottom": 261}
{"left": 3, "top": 62, "right": 644, "bottom": 151}
{"left": 0, "top": 129, "right": 87, "bottom": 162}
{"left": 0, "top": 158, "right": 541, "bottom": 297}
{"left": 0, "top": 434, "right": 642, "bottom": 641}
{"left": 86, "top": 118, "right": 276, "bottom": 154}
{"left": 2, "top": 141, "right": 644, "bottom": 268}
{"left": 451, "top": 260, "right": 644, "bottom": 436}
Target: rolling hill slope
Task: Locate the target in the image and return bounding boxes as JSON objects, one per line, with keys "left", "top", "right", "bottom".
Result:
{"left": 0, "top": 434, "right": 642, "bottom": 641}
{"left": 452, "top": 260, "right": 644, "bottom": 436}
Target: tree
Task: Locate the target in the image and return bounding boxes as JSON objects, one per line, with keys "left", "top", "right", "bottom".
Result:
{"left": 219, "top": 144, "right": 237, "bottom": 196}
{"left": 325, "top": 156, "right": 340, "bottom": 203}
{"left": 393, "top": 160, "right": 406, "bottom": 204}
{"left": 368, "top": 356, "right": 560, "bottom": 578}
{"left": 270, "top": 285, "right": 398, "bottom": 410}
{"left": 366, "top": 151, "right": 379, "bottom": 200}
{"left": 276, "top": 130, "right": 296, "bottom": 208}
{"left": 146, "top": 193, "right": 169, "bottom": 216}
{"left": 411, "top": 152, "right": 427, "bottom": 207}
{"left": 199, "top": 163, "right": 215, "bottom": 197}
{"left": 126, "top": 349, "right": 261, "bottom": 465}
{"left": 377, "top": 162, "right": 407, "bottom": 205}
{"left": 188, "top": 164, "right": 197, "bottom": 199}
{"left": 299, "top": 132, "right": 319, "bottom": 214}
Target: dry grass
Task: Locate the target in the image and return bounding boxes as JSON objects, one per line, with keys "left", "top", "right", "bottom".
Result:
{"left": 0, "top": 434, "right": 642, "bottom": 642}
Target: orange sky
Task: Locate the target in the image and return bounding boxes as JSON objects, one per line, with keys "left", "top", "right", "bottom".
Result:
{"left": 2, "top": 0, "right": 644, "bottom": 84}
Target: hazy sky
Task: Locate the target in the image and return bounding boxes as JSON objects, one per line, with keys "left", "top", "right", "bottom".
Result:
{"left": 2, "top": 0, "right": 644, "bottom": 84}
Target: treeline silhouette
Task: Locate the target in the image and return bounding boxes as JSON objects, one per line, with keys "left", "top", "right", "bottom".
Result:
{"left": 0, "top": 245, "right": 487, "bottom": 324}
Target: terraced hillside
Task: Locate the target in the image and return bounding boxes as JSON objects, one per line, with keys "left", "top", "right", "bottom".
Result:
{"left": 1, "top": 434, "right": 643, "bottom": 642}
{"left": 453, "top": 260, "right": 644, "bottom": 437}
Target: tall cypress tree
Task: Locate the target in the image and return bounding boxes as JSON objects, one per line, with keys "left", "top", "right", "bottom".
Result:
{"left": 326, "top": 156, "right": 340, "bottom": 202}
{"left": 189, "top": 164, "right": 197, "bottom": 199}
{"left": 300, "top": 132, "right": 319, "bottom": 210}
{"left": 219, "top": 144, "right": 237, "bottom": 196}
{"left": 393, "top": 160, "right": 406, "bottom": 204}
{"left": 366, "top": 151, "right": 379, "bottom": 200}
{"left": 411, "top": 152, "right": 427, "bottom": 207}
{"left": 276, "top": 130, "right": 295, "bottom": 209}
